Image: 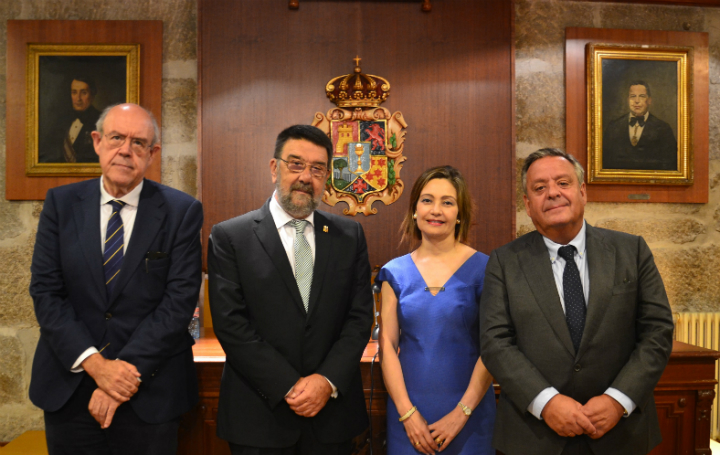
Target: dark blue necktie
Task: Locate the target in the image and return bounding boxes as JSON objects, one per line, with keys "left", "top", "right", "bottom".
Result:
{"left": 104, "top": 200, "right": 126, "bottom": 298}
{"left": 558, "top": 245, "right": 586, "bottom": 353}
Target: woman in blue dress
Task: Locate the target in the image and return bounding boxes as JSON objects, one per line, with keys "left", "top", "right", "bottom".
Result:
{"left": 377, "top": 166, "right": 495, "bottom": 455}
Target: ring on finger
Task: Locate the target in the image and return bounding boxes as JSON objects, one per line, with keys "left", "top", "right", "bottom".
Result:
{"left": 414, "top": 441, "right": 420, "bottom": 446}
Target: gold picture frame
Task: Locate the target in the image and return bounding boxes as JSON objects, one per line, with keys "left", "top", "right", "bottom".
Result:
{"left": 587, "top": 43, "right": 692, "bottom": 185}
{"left": 25, "top": 44, "right": 140, "bottom": 176}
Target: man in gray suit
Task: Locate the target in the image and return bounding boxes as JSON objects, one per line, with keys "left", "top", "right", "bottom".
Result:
{"left": 480, "top": 148, "right": 674, "bottom": 455}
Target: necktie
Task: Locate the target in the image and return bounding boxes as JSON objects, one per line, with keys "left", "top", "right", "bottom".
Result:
{"left": 104, "top": 200, "right": 126, "bottom": 298}
{"left": 558, "top": 245, "right": 586, "bottom": 353}
{"left": 291, "top": 219, "right": 313, "bottom": 312}
{"left": 629, "top": 116, "right": 645, "bottom": 127}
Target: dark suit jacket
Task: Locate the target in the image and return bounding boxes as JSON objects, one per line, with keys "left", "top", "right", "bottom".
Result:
{"left": 29, "top": 178, "right": 203, "bottom": 424}
{"left": 480, "top": 224, "right": 673, "bottom": 455}
{"left": 39, "top": 106, "right": 101, "bottom": 163}
{"left": 207, "top": 200, "right": 373, "bottom": 447}
{"left": 602, "top": 113, "right": 677, "bottom": 171}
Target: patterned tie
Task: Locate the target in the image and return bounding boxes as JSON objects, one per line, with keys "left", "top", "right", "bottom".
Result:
{"left": 558, "top": 245, "right": 586, "bottom": 353}
{"left": 290, "top": 220, "right": 313, "bottom": 312}
{"left": 104, "top": 200, "right": 126, "bottom": 298}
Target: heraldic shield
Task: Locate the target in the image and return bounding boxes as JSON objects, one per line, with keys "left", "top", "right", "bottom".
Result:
{"left": 312, "top": 58, "right": 407, "bottom": 216}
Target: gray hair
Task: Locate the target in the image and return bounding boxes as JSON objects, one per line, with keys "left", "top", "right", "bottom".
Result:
{"left": 96, "top": 103, "right": 161, "bottom": 147}
{"left": 521, "top": 148, "right": 585, "bottom": 196}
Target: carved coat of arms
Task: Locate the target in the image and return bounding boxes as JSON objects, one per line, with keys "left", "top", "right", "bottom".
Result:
{"left": 312, "top": 58, "right": 408, "bottom": 216}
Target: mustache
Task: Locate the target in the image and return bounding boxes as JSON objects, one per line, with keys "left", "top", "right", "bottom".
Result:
{"left": 290, "top": 182, "right": 314, "bottom": 194}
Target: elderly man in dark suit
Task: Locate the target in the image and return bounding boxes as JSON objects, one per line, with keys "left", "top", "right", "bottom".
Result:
{"left": 602, "top": 81, "right": 677, "bottom": 171}
{"left": 30, "top": 103, "right": 203, "bottom": 455}
{"left": 480, "top": 148, "right": 674, "bottom": 455}
{"left": 208, "top": 125, "right": 374, "bottom": 455}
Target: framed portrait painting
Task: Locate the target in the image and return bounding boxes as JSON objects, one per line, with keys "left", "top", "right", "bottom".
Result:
{"left": 586, "top": 43, "right": 692, "bottom": 185}
{"left": 26, "top": 44, "right": 139, "bottom": 176}
{"left": 6, "top": 20, "right": 162, "bottom": 200}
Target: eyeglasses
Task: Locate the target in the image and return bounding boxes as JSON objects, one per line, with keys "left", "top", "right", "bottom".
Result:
{"left": 277, "top": 157, "right": 328, "bottom": 179}
{"left": 104, "top": 133, "right": 153, "bottom": 154}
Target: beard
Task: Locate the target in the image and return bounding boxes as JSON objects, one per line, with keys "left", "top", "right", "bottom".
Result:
{"left": 277, "top": 179, "right": 320, "bottom": 219}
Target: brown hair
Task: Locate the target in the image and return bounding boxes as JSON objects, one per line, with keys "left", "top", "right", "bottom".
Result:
{"left": 400, "top": 165, "right": 473, "bottom": 248}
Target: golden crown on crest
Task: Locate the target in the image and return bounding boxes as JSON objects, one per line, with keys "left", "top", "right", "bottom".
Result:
{"left": 325, "top": 56, "right": 390, "bottom": 108}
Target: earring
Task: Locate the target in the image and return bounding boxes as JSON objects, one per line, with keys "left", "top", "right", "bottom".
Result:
{"left": 456, "top": 219, "right": 461, "bottom": 225}
{"left": 413, "top": 213, "right": 417, "bottom": 220}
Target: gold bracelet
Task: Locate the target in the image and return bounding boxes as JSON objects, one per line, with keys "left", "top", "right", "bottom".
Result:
{"left": 399, "top": 405, "right": 417, "bottom": 422}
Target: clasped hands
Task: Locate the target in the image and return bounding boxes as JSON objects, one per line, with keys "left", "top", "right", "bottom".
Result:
{"left": 402, "top": 406, "right": 469, "bottom": 454}
{"left": 81, "top": 353, "right": 141, "bottom": 428}
{"left": 285, "top": 373, "right": 332, "bottom": 418}
{"left": 541, "top": 394, "right": 625, "bottom": 439}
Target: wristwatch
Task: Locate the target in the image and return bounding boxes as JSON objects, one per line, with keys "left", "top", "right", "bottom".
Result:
{"left": 457, "top": 402, "right": 472, "bottom": 416}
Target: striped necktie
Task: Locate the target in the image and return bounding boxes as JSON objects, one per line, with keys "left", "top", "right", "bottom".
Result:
{"left": 104, "top": 199, "right": 126, "bottom": 298}
{"left": 290, "top": 219, "right": 313, "bottom": 312}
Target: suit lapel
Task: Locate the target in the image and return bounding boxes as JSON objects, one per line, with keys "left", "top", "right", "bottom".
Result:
{"left": 73, "top": 181, "right": 106, "bottom": 300}
{"left": 253, "top": 202, "right": 306, "bottom": 314}
{"left": 108, "top": 181, "right": 167, "bottom": 306}
{"left": 518, "top": 232, "right": 575, "bottom": 356}
{"left": 306, "top": 212, "right": 330, "bottom": 319}
{"left": 578, "top": 224, "right": 615, "bottom": 356}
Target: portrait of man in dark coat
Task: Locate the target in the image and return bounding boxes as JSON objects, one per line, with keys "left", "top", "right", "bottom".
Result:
{"left": 602, "top": 81, "right": 677, "bottom": 171}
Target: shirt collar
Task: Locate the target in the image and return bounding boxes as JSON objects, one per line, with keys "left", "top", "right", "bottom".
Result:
{"left": 628, "top": 111, "right": 650, "bottom": 122}
{"left": 543, "top": 220, "right": 587, "bottom": 263}
{"left": 269, "top": 191, "right": 315, "bottom": 230}
{"left": 99, "top": 176, "right": 143, "bottom": 208}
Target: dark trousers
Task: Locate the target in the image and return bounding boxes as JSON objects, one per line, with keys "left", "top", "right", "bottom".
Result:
{"left": 228, "top": 420, "right": 352, "bottom": 455}
{"left": 44, "top": 376, "right": 180, "bottom": 455}
{"left": 561, "top": 436, "right": 591, "bottom": 455}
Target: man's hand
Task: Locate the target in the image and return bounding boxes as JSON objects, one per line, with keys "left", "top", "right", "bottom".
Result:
{"left": 82, "top": 354, "right": 141, "bottom": 402}
{"left": 581, "top": 394, "right": 624, "bottom": 439}
{"left": 285, "top": 374, "right": 332, "bottom": 417}
{"left": 541, "top": 394, "right": 596, "bottom": 438}
{"left": 88, "top": 388, "right": 122, "bottom": 428}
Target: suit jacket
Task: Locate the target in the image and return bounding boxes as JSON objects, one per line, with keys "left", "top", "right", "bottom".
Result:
{"left": 602, "top": 113, "right": 677, "bottom": 171}
{"left": 29, "top": 178, "right": 203, "bottom": 424}
{"left": 39, "top": 106, "right": 101, "bottom": 163}
{"left": 480, "top": 224, "right": 674, "bottom": 455}
{"left": 207, "top": 199, "right": 373, "bottom": 447}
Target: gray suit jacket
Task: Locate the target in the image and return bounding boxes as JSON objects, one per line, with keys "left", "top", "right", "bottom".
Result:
{"left": 480, "top": 224, "right": 673, "bottom": 455}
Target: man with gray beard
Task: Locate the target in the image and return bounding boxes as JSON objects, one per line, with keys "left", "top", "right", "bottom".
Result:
{"left": 208, "top": 125, "right": 374, "bottom": 455}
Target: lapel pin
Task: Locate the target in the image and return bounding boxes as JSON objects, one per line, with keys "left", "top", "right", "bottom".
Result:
{"left": 323, "top": 225, "right": 328, "bottom": 233}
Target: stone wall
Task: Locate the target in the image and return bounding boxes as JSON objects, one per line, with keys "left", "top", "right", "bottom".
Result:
{"left": 516, "top": 0, "right": 720, "bottom": 313}
{"left": 2, "top": 0, "right": 719, "bottom": 443}
{"left": 0, "top": 0, "right": 198, "bottom": 441}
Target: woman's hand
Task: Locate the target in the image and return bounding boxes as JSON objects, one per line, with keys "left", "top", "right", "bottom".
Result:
{"left": 402, "top": 410, "right": 438, "bottom": 454}
{"left": 428, "top": 406, "right": 470, "bottom": 452}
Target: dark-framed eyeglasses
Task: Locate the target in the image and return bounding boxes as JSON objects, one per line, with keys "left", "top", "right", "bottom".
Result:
{"left": 104, "top": 133, "right": 152, "bottom": 154}
{"left": 277, "top": 157, "right": 328, "bottom": 179}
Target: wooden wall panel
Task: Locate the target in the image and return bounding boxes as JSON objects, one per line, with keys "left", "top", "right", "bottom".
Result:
{"left": 5, "top": 20, "right": 163, "bottom": 200}
{"left": 199, "top": 0, "right": 515, "bottom": 268}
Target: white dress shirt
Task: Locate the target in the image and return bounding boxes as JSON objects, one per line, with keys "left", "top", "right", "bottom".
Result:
{"left": 527, "top": 221, "right": 636, "bottom": 419}
{"left": 269, "top": 192, "right": 316, "bottom": 271}
{"left": 70, "top": 178, "right": 144, "bottom": 372}
{"left": 627, "top": 111, "right": 649, "bottom": 143}
{"left": 269, "top": 192, "right": 337, "bottom": 398}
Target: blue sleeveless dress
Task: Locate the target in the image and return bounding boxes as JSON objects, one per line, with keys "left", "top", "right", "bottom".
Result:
{"left": 376, "top": 252, "right": 495, "bottom": 455}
